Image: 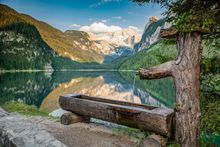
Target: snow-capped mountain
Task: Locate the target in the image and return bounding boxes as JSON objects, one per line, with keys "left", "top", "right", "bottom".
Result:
{"left": 65, "top": 27, "right": 140, "bottom": 63}
{"left": 87, "top": 27, "right": 141, "bottom": 56}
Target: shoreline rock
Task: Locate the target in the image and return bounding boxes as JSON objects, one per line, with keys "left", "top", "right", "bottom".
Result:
{"left": 0, "top": 109, "right": 66, "bottom": 147}
{"left": 0, "top": 108, "right": 139, "bottom": 147}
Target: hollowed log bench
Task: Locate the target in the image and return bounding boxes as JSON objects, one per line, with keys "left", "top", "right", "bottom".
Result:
{"left": 59, "top": 94, "right": 174, "bottom": 137}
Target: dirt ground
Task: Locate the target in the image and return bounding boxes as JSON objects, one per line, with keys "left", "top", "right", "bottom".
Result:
{"left": 46, "top": 122, "right": 140, "bottom": 147}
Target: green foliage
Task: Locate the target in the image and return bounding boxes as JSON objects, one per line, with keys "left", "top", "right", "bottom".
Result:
{"left": 201, "top": 38, "right": 220, "bottom": 75}
{"left": 2, "top": 101, "right": 48, "bottom": 116}
{"left": 132, "top": 0, "right": 220, "bottom": 33}
{"left": 172, "top": 10, "right": 217, "bottom": 33}
{"left": 200, "top": 92, "right": 220, "bottom": 146}
{"left": 119, "top": 40, "right": 177, "bottom": 70}
{"left": 0, "top": 23, "right": 54, "bottom": 70}
{"left": 166, "top": 142, "right": 181, "bottom": 147}
{"left": 201, "top": 74, "right": 220, "bottom": 97}
{"left": 201, "top": 93, "right": 220, "bottom": 134}
{"left": 201, "top": 58, "right": 220, "bottom": 74}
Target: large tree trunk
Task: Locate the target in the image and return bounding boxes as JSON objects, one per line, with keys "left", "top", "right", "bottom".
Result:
{"left": 174, "top": 32, "right": 201, "bottom": 147}
{"left": 139, "top": 32, "right": 201, "bottom": 147}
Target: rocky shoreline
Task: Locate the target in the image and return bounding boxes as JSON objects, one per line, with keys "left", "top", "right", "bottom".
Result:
{"left": 0, "top": 108, "right": 164, "bottom": 147}
{"left": 0, "top": 108, "right": 138, "bottom": 147}
{"left": 0, "top": 108, "right": 65, "bottom": 147}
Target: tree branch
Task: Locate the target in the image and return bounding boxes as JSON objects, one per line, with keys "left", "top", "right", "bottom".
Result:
{"left": 138, "top": 61, "right": 175, "bottom": 79}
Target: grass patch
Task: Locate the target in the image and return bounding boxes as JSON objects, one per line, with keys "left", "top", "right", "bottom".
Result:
{"left": 2, "top": 101, "right": 48, "bottom": 116}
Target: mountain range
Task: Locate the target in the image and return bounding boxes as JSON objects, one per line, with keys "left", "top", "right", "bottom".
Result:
{"left": 65, "top": 28, "right": 140, "bottom": 63}
{"left": 87, "top": 28, "right": 140, "bottom": 55}
{"left": 0, "top": 4, "right": 171, "bottom": 70}
{"left": 0, "top": 4, "right": 141, "bottom": 65}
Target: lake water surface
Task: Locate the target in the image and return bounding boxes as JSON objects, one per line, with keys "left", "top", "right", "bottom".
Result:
{"left": 0, "top": 71, "right": 175, "bottom": 113}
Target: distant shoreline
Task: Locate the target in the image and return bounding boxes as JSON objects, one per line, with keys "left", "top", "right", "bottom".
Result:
{"left": 0, "top": 69, "right": 137, "bottom": 73}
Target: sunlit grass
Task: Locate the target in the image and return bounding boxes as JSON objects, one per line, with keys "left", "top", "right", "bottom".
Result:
{"left": 2, "top": 101, "right": 48, "bottom": 116}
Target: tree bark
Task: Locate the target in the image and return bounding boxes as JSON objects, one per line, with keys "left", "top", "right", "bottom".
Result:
{"left": 174, "top": 32, "right": 201, "bottom": 147}
{"left": 138, "top": 32, "right": 201, "bottom": 147}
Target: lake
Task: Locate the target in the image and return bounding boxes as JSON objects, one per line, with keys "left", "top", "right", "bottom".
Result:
{"left": 0, "top": 71, "right": 176, "bottom": 113}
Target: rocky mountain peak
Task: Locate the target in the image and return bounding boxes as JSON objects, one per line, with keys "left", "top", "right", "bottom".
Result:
{"left": 134, "top": 18, "right": 169, "bottom": 52}
{"left": 149, "top": 16, "right": 159, "bottom": 22}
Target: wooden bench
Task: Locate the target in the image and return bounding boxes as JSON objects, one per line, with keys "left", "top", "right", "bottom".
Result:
{"left": 59, "top": 94, "right": 174, "bottom": 137}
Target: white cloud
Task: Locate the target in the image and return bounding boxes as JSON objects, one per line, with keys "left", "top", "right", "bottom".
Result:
{"left": 101, "top": 19, "right": 108, "bottom": 23}
{"left": 70, "top": 24, "right": 81, "bottom": 28}
{"left": 90, "top": 0, "right": 121, "bottom": 8}
{"left": 128, "top": 26, "right": 142, "bottom": 33}
{"left": 80, "top": 22, "right": 122, "bottom": 33}
{"left": 112, "top": 16, "right": 122, "bottom": 19}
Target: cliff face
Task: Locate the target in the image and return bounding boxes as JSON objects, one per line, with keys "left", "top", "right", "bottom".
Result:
{"left": 134, "top": 17, "right": 171, "bottom": 52}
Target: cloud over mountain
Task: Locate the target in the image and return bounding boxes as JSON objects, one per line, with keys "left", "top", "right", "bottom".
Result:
{"left": 112, "top": 16, "right": 122, "bottom": 19}
{"left": 80, "top": 22, "right": 122, "bottom": 33}
{"left": 128, "top": 26, "right": 142, "bottom": 33}
{"left": 70, "top": 24, "right": 81, "bottom": 28}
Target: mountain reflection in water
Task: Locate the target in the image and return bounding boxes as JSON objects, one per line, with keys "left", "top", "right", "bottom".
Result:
{"left": 0, "top": 71, "right": 175, "bottom": 113}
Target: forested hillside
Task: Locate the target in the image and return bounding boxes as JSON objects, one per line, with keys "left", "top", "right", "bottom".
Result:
{"left": 0, "top": 22, "right": 117, "bottom": 70}
{"left": 0, "top": 23, "right": 54, "bottom": 70}
{"left": 120, "top": 39, "right": 220, "bottom": 72}
{"left": 0, "top": 4, "right": 103, "bottom": 63}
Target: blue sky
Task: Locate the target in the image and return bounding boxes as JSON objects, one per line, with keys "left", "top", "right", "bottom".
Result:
{"left": 0, "top": 0, "right": 165, "bottom": 34}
